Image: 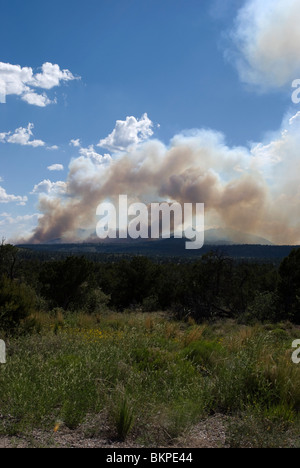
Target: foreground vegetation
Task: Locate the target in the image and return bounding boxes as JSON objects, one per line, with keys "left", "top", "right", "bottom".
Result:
{"left": 1, "top": 242, "right": 300, "bottom": 447}
{"left": 0, "top": 311, "right": 300, "bottom": 448}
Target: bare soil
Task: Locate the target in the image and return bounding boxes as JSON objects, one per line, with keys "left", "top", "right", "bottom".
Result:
{"left": 0, "top": 414, "right": 228, "bottom": 449}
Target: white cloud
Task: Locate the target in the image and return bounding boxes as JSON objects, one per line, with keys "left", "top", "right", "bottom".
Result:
{"left": 229, "top": 0, "right": 300, "bottom": 89}
{"left": 29, "top": 62, "right": 76, "bottom": 90}
{"left": 79, "top": 146, "right": 112, "bottom": 165}
{"left": 251, "top": 110, "right": 300, "bottom": 172}
{"left": 31, "top": 179, "right": 67, "bottom": 195}
{"left": 47, "top": 145, "right": 59, "bottom": 151}
{"left": 98, "top": 113, "right": 154, "bottom": 152}
{"left": 70, "top": 139, "right": 81, "bottom": 147}
{"left": 21, "top": 91, "right": 53, "bottom": 107}
{"left": 69, "top": 114, "right": 155, "bottom": 167}
{"left": 70, "top": 138, "right": 112, "bottom": 165}
{"left": 47, "top": 164, "right": 64, "bottom": 172}
{"left": 0, "top": 123, "right": 45, "bottom": 147}
{"left": 0, "top": 212, "right": 40, "bottom": 226}
{"left": 0, "top": 186, "right": 28, "bottom": 204}
{"left": 0, "top": 212, "right": 42, "bottom": 242}
{"left": 0, "top": 61, "right": 78, "bottom": 106}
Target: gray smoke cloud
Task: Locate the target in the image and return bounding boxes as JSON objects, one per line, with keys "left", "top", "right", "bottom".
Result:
{"left": 24, "top": 111, "right": 300, "bottom": 245}
{"left": 229, "top": 0, "right": 300, "bottom": 89}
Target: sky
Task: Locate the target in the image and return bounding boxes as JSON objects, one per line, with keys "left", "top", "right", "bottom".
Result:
{"left": 1, "top": 0, "right": 300, "bottom": 244}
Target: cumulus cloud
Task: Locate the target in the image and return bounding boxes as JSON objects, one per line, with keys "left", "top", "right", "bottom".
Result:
{"left": 22, "top": 91, "right": 53, "bottom": 107}
{"left": 0, "top": 186, "right": 28, "bottom": 205}
{"left": 29, "top": 62, "right": 76, "bottom": 90}
{"left": 31, "top": 180, "right": 67, "bottom": 196}
{"left": 0, "top": 123, "right": 45, "bottom": 147}
{"left": 70, "top": 138, "right": 112, "bottom": 165}
{"left": 229, "top": 0, "right": 300, "bottom": 89}
{"left": 0, "top": 212, "right": 41, "bottom": 243}
{"left": 70, "top": 139, "right": 81, "bottom": 147}
{"left": 0, "top": 61, "right": 78, "bottom": 106}
{"left": 98, "top": 113, "right": 154, "bottom": 152}
{"left": 0, "top": 212, "right": 40, "bottom": 226}
{"left": 47, "top": 164, "right": 64, "bottom": 172}
{"left": 79, "top": 146, "right": 112, "bottom": 165}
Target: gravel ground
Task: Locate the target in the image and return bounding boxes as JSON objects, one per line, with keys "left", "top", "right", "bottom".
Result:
{"left": 0, "top": 415, "right": 228, "bottom": 449}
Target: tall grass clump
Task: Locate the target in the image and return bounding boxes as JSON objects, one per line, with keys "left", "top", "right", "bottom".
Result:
{"left": 110, "top": 391, "right": 135, "bottom": 442}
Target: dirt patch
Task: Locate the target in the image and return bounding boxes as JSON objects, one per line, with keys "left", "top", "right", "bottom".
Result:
{"left": 177, "top": 414, "right": 228, "bottom": 448}
{"left": 0, "top": 415, "right": 229, "bottom": 449}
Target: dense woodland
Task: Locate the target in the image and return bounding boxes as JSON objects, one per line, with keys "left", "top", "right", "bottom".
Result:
{"left": 1, "top": 241, "right": 300, "bottom": 333}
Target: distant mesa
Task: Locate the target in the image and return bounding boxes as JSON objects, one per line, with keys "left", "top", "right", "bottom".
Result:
{"left": 41, "top": 228, "right": 272, "bottom": 247}
{"left": 18, "top": 229, "right": 298, "bottom": 263}
{"left": 203, "top": 228, "right": 272, "bottom": 246}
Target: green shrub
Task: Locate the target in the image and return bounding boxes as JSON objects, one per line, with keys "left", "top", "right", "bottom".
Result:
{"left": 132, "top": 347, "right": 171, "bottom": 372}
{"left": 82, "top": 288, "right": 110, "bottom": 314}
{"left": 39, "top": 256, "right": 94, "bottom": 311}
{"left": 0, "top": 276, "right": 36, "bottom": 333}
{"left": 142, "top": 296, "right": 160, "bottom": 312}
{"left": 181, "top": 340, "right": 225, "bottom": 371}
{"left": 247, "top": 291, "right": 279, "bottom": 323}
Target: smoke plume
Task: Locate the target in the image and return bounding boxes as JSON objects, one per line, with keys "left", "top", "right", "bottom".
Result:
{"left": 229, "top": 0, "right": 300, "bottom": 89}
{"left": 25, "top": 111, "right": 300, "bottom": 245}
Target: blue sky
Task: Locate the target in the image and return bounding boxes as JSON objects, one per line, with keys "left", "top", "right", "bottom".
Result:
{"left": 1, "top": 0, "right": 300, "bottom": 244}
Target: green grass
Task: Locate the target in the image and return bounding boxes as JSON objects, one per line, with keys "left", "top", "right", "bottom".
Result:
{"left": 0, "top": 312, "right": 299, "bottom": 447}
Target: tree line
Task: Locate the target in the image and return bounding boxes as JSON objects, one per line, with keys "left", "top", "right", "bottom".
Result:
{"left": 1, "top": 240, "right": 300, "bottom": 332}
